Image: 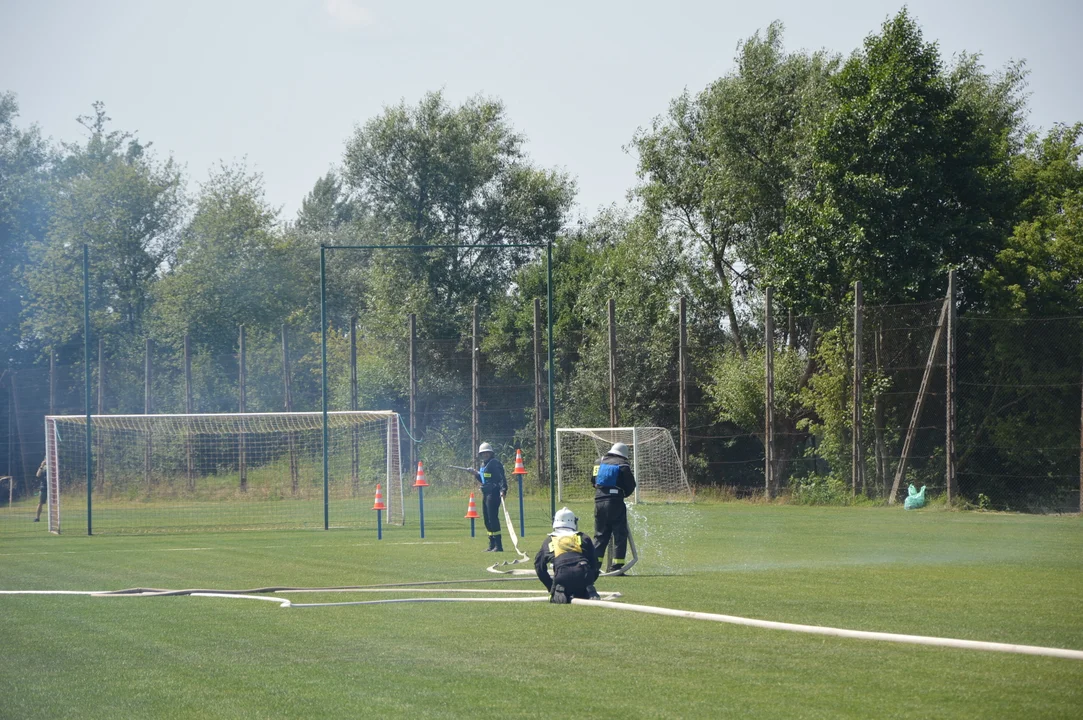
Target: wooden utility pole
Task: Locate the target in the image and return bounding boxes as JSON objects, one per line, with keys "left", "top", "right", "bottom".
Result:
{"left": 283, "top": 324, "right": 299, "bottom": 495}
{"left": 852, "top": 281, "right": 863, "bottom": 497}
{"left": 472, "top": 302, "right": 480, "bottom": 461}
{"left": 238, "top": 325, "right": 247, "bottom": 492}
{"left": 534, "top": 298, "right": 545, "bottom": 483}
{"left": 408, "top": 313, "right": 417, "bottom": 475}
{"left": 764, "top": 288, "right": 775, "bottom": 499}
{"left": 184, "top": 334, "right": 194, "bottom": 491}
{"left": 889, "top": 299, "right": 948, "bottom": 503}
{"left": 679, "top": 296, "right": 689, "bottom": 467}
{"left": 946, "top": 270, "right": 957, "bottom": 504}
{"left": 144, "top": 338, "right": 152, "bottom": 486}
{"left": 608, "top": 298, "right": 618, "bottom": 427}
{"left": 349, "top": 316, "right": 359, "bottom": 496}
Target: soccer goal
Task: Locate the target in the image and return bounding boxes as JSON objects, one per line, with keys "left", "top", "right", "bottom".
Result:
{"left": 556, "top": 427, "right": 693, "bottom": 503}
{"left": 44, "top": 411, "right": 403, "bottom": 534}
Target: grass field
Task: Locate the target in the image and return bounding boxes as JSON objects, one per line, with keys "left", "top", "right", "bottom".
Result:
{"left": 2, "top": 503, "right": 1082, "bottom": 719}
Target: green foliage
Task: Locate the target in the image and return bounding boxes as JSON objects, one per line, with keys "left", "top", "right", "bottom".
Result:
{"left": 631, "top": 25, "right": 838, "bottom": 353}
{"left": 486, "top": 211, "right": 684, "bottom": 435}
{"left": 0, "top": 93, "right": 51, "bottom": 365}
{"left": 982, "top": 124, "right": 1083, "bottom": 315}
{"left": 796, "top": 326, "right": 850, "bottom": 483}
{"left": 768, "top": 10, "right": 1024, "bottom": 313}
{"left": 342, "top": 91, "right": 575, "bottom": 335}
{"left": 25, "top": 102, "right": 184, "bottom": 346}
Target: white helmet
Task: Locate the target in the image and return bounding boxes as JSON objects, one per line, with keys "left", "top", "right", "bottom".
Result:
{"left": 607, "top": 442, "right": 629, "bottom": 459}
{"left": 477, "top": 442, "right": 495, "bottom": 456}
{"left": 552, "top": 507, "right": 578, "bottom": 532}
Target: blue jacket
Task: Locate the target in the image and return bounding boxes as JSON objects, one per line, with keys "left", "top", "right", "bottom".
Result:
{"left": 478, "top": 457, "right": 508, "bottom": 495}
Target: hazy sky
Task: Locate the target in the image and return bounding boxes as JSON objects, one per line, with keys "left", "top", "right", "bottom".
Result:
{"left": 2, "top": 0, "right": 1081, "bottom": 221}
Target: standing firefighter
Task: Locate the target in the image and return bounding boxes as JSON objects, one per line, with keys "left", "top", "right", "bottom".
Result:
{"left": 591, "top": 442, "right": 636, "bottom": 572}
{"left": 33, "top": 458, "right": 47, "bottom": 523}
{"left": 534, "top": 507, "right": 601, "bottom": 603}
{"left": 476, "top": 442, "right": 507, "bottom": 552}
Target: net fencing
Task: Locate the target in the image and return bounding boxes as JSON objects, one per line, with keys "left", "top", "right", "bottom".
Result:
{"left": 955, "top": 317, "right": 1083, "bottom": 512}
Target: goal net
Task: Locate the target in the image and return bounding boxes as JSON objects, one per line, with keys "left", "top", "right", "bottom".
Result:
{"left": 556, "top": 427, "right": 693, "bottom": 503}
{"left": 44, "top": 411, "right": 403, "bottom": 534}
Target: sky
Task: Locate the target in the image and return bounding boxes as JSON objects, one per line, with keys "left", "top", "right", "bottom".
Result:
{"left": 2, "top": 0, "right": 1081, "bottom": 222}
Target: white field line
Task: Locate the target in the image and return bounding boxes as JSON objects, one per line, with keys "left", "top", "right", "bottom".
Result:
{"left": 573, "top": 599, "right": 1083, "bottom": 661}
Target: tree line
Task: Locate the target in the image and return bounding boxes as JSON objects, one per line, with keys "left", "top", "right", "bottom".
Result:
{"left": 2, "top": 11, "right": 1080, "bottom": 503}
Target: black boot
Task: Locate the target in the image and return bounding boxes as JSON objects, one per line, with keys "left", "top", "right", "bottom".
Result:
{"left": 485, "top": 535, "right": 495, "bottom": 552}
{"left": 549, "top": 584, "right": 569, "bottom": 604}
{"left": 493, "top": 535, "right": 503, "bottom": 552}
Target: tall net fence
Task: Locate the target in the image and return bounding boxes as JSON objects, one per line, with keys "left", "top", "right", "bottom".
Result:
{"left": 956, "top": 317, "right": 1083, "bottom": 511}
{"left": 856, "top": 300, "right": 948, "bottom": 501}
{"left": 2, "top": 252, "right": 1081, "bottom": 536}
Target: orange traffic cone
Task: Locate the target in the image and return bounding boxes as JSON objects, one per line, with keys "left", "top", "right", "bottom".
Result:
{"left": 413, "top": 461, "right": 429, "bottom": 487}
{"left": 465, "top": 492, "right": 479, "bottom": 518}
{"left": 512, "top": 448, "right": 527, "bottom": 475}
{"left": 373, "top": 484, "right": 386, "bottom": 510}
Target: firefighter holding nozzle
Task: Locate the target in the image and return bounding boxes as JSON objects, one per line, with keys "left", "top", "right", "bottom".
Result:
{"left": 592, "top": 442, "right": 637, "bottom": 572}
{"left": 534, "top": 507, "right": 601, "bottom": 603}
{"left": 474, "top": 442, "right": 507, "bottom": 552}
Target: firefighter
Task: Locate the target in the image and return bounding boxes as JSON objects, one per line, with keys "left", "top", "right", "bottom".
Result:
{"left": 33, "top": 458, "right": 47, "bottom": 522}
{"left": 476, "top": 442, "right": 507, "bottom": 552}
{"left": 591, "top": 442, "right": 637, "bottom": 572}
{"left": 534, "top": 507, "right": 601, "bottom": 603}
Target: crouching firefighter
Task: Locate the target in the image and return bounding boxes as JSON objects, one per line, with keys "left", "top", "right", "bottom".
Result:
{"left": 534, "top": 508, "right": 601, "bottom": 604}
{"left": 476, "top": 442, "right": 507, "bottom": 552}
{"left": 592, "top": 442, "right": 637, "bottom": 572}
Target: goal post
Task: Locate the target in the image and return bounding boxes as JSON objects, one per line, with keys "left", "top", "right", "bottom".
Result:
{"left": 556, "top": 427, "right": 693, "bottom": 503}
{"left": 44, "top": 411, "right": 403, "bottom": 534}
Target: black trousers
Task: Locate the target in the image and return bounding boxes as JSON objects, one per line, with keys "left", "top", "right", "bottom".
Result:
{"left": 593, "top": 496, "right": 628, "bottom": 562}
{"left": 551, "top": 561, "right": 593, "bottom": 602}
{"left": 482, "top": 487, "right": 502, "bottom": 534}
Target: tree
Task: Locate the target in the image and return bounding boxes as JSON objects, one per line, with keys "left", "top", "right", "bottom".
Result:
{"left": 151, "top": 163, "right": 307, "bottom": 412}
{"left": 981, "top": 124, "right": 1083, "bottom": 315}
{"left": 296, "top": 170, "right": 356, "bottom": 232}
{"left": 768, "top": 10, "right": 1025, "bottom": 313}
{"left": 341, "top": 91, "right": 575, "bottom": 337}
{"left": 632, "top": 23, "right": 839, "bottom": 357}
{"left": 0, "top": 92, "right": 51, "bottom": 366}
{"left": 24, "top": 102, "right": 184, "bottom": 347}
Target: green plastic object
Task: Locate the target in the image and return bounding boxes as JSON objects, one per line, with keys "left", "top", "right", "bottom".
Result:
{"left": 904, "top": 484, "right": 927, "bottom": 510}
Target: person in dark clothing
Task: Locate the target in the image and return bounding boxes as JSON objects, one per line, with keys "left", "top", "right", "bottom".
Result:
{"left": 591, "top": 442, "right": 637, "bottom": 572}
{"left": 534, "top": 507, "right": 601, "bottom": 603}
{"left": 33, "top": 458, "right": 47, "bottom": 522}
{"left": 475, "top": 442, "right": 507, "bottom": 552}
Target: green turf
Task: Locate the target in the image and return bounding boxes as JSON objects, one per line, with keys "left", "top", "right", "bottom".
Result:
{"left": 2, "top": 504, "right": 1081, "bottom": 718}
